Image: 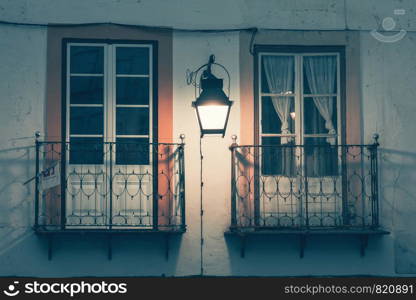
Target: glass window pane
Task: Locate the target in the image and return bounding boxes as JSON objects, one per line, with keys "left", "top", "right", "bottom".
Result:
{"left": 304, "top": 137, "right": 338, "bottom": 177}
{"left": 70, "top": 76, "right": 104, "bottom": 104}
{"left": 70, "top": 107, "right": 103, "bottom": 135}
{"left": 116, "top": 47, "right": 149, "bottom": 75}
{"left": 261, "top": 55, "right": 295, "bottom": 94}
{"left": 116, "top": 77, "right": 149, "bottom": 105}
{"left": 303, "top": 55, "right": 337, "bottom": 94}
{"left": 261, "top": 137, "right": 296, "bottom": 176}
{"left": 69, "top": 137, "right": 103, "bottom": 165}
{"left": 116, "top": 108, "right": 149, "bottom": 135}
{"left": 262, "top": 96, "right": 295, "bottom": 134}
{"left": 116, "top": 138, "right": 149, "bottom": 165}
{"left": 70, "top": 46, "right": 104, "bottom": 74}
{"left": 304, "top": 97, "right": 337, "bottom": 135}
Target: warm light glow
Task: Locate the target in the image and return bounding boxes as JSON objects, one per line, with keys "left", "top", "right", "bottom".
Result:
{"left": 290, "top": 112, "right": 296, "bottom": 119}
{"left": 197, "top": 105, "right": 229, "bottom": 130}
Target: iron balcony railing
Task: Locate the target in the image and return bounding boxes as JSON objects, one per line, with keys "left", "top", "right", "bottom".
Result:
{"left": 34, "top": 140, "right": 186, "bottom": 232}
{"left": 229, "top": 140, "right": 380, "bottom": 231}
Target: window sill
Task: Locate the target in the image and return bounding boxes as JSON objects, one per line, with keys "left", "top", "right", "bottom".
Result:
{"left": 34, "top": 226, "right": 186, "bottom": 235}
{"left": 225, "top": 227, "right": 389, "bottom": 235}
{"left": 34, "top": 226, "right": 186, "bottom": 260}
{"left": 225, "top": 227, "right": 389, "bottom": 258}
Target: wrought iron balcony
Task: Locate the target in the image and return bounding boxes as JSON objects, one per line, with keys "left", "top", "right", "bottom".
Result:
{"left": 229, "top": 140, "right": 381, "bottom": 232}
{"left": 34, "top": 140, "right": 186, "bottom": 233}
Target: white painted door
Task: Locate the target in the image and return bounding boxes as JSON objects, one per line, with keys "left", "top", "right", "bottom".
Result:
{"left": 65, "top": 42, "right": 153, "bottom": 228}
{"left": 259, "top": 52, "right": 343, "bottom": 228}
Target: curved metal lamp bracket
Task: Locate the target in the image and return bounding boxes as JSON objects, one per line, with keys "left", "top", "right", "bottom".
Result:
{"left": 186, "top": 55, "right": 231, "bottom": 100}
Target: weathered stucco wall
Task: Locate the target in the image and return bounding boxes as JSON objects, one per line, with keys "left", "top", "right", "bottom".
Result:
{"left": 360, "top": 31, "right": 416, "bottom": 274}
{"left": 0, "top": 0, "right": 415, "bottom": 31}
{"left": 0, "top": 0, "right": 414, "bottom": 276}
{"left": 0, "top": 24, "right": 46, "bottom": 272}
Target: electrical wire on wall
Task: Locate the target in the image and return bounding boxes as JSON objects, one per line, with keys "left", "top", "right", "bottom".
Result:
{"left": 0, "top": 20, "right": 262, "bottom": 57}
{"left": 0, "top": 19, "right": 257, "bottom": 32}
{"left": 199, "top": 136, "right": 204, "bottom": 276}
{"left": 0, "top": 18, "right": 372, "bottom": 33}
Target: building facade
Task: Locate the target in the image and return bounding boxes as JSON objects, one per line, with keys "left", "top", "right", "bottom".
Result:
{"left": 0, "top": 0, "right": 415, "bottom": 276}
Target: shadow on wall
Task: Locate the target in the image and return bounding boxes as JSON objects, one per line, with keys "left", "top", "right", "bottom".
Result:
{"left": 0, "top": 232, "right": 184, "bottom": 276}
{"left": 378, "top": 148, "right": 416, "bottom": 274}
{"left": 224, "top": 233, "right": 390, "bottom": 276}
{"left": 0, "top": 143, "right": 184, "bottom": 277}
{"left": 0, "top": 144, "right": 35, "bottom": 259}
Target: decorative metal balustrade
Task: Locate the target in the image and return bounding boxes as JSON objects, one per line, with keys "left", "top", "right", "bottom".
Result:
{"left": 34, "top": 140, "right": 186, "bottom": 232}
{"left": 229, "top": 140, "right": 380, "bottom": 232}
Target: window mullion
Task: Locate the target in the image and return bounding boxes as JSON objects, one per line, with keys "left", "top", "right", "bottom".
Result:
{"left": 336, "top": 52, "right": 342, "bottom": 145}
{"left": 149, "top": 44, "right": 153, "bottom": 146}
{"left": 295, "top": 54, "right": 303, "bottom": 145}
{"left": 107, "top": 44, "right": 115, "bottom": 143}
{"left": 66, "top": 43, "right": 71, "bottom": 143}
{"left": 258, "top": 54, "right": 262, "bottom": 142}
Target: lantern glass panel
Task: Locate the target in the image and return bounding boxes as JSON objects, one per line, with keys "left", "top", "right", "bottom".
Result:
{"left": 197, "top": 105, "right": 229, "bottom": 131}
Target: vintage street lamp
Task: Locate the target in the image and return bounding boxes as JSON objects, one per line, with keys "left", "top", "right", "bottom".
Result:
{"left": 189, "top": 55, "right": 233, "bottom": 137}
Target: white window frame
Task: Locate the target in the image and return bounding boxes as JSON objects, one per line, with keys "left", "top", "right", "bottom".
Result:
{"left": 258, "top": 52, "right": 342, "bottom": 175}
{"left": 64, "top": 41, "right": 155, "bottom": 228}
{"left": 66, "top": 42, "right": 153, "bottom": 164}
{"left": 259, "top": 52, "right": 341, "bottom": 146}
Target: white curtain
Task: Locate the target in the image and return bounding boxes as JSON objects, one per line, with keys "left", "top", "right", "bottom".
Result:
{"left": 263, "top": 56, "right": 294, "bottom": 144}
{"left": 304, "top": 56, "right": 337, "bottom": 145}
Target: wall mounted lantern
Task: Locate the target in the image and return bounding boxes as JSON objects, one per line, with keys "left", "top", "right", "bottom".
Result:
{"left": 188, "top": 55, "right": 233, "bottom": 137}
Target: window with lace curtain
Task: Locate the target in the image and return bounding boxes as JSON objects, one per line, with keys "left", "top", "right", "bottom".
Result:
{"left": 258, "top": 50, "right": 342, "bottom": 177}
